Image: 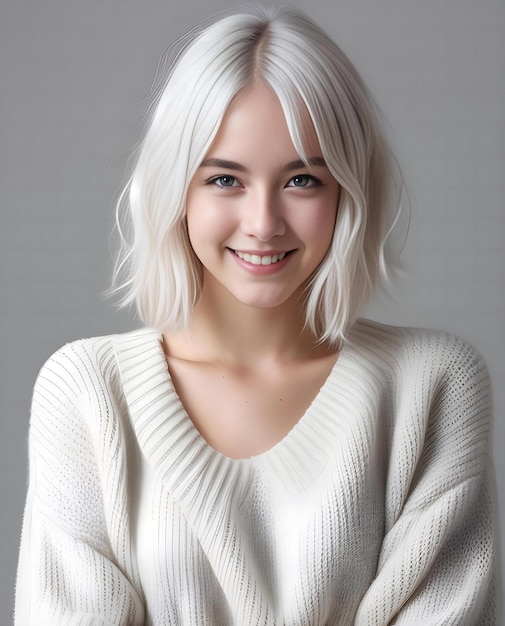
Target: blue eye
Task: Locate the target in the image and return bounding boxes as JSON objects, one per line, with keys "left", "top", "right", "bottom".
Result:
{"left": 209, "top": 175, "right": 238, "bottom": 188}
{"left": 287, "top": 175, "right": 320, "bottom": 188}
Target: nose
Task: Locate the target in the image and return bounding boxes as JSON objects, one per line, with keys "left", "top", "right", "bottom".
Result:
{"left": 240, "top": 189, "right": 286, "bottom": 241}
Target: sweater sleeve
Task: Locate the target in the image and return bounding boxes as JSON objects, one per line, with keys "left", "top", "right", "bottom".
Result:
{"left": 355, "top": 335, "right": 498, "bottom": 625}
{"left": 14, "top": 343, "right": 145, "bottom": 626}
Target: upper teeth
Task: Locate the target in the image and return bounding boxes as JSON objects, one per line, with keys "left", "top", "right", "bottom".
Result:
{"left": 234, "top": 251, "right": 287, "bottom": 265}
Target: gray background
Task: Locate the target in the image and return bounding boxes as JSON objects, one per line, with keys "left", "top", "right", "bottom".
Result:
{"left": 1, "top": 0, "right": 504, "bottom": 621}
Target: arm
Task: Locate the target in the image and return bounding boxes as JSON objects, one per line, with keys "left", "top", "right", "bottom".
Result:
{"left": 356, "top": 336, "right": 498, "bottom": 625}
{"left": 14, "top": 344, "right": 145, "bottom": 626}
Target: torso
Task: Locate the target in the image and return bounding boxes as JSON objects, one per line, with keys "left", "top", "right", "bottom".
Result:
{"left": 164, "top": 348, "right": 339, "bottom": 459}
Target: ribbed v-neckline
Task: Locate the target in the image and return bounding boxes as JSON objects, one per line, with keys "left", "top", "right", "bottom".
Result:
{"left": 113, "top": 326, "right": 372, "bottom": 503}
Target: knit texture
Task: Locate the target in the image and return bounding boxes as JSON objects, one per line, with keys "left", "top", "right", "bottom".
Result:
{"left": 14, "top": 319, "right": 497, "bottom": 625}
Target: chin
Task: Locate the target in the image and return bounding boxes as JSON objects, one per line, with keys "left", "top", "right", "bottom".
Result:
{"left": 229, "top": 288, "right": 300, "bottom": 311}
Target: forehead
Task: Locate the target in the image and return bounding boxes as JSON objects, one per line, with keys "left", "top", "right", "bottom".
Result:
{"left": 207, "top": 81, "right": 321, "bottom": 159}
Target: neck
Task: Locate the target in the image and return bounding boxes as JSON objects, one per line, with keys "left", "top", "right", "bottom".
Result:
{"left": 164, "top": 284, "right": 324, "bottom": 368}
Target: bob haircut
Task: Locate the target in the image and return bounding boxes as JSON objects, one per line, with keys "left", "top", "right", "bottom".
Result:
{"left": 113, "top": 7, "right": 402, "bottom": 348}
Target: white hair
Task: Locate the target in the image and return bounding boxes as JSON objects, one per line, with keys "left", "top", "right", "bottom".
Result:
{"left": 112, "top": 7, "right": 402, "bottom": 347}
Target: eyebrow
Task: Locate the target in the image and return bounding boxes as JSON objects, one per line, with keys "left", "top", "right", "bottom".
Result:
{"left": 199, "top": 156, "right": 327, "bottom": 172}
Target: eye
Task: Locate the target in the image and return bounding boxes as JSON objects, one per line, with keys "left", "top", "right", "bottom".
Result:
{"left": 207, "top": 175, "right": 239, "bottom": 188}
{"left": 287, "top": 174, "right": 321, "bottom": 188}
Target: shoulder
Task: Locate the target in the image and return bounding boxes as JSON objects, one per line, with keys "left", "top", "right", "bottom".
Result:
{"left": 356, "top": 318, "right": 492, "bottom": 460}
{"left": 352, "top": 322, "right": 493, "bottom": 513}
{"left": 349, "top": 318, "right": 489, "bottom": 384}
{"left": 33, "top": 328, "right": 161, "bottom": 409}
{"left": 348, "top": 319, "right": 492, "bottom": 442}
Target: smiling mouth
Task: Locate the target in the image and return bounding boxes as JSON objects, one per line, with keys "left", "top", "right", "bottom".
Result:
{"left": 233, "top": 250, "right": 290, "bottom": 266}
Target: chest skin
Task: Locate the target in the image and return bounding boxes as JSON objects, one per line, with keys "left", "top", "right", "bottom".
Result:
{"left": 165, "top": 350, "right": 340, "bottom": 459}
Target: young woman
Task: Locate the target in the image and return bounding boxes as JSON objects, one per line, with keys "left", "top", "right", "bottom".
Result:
{"left": 15, "top": 7, "right": 497, "bottom": 625}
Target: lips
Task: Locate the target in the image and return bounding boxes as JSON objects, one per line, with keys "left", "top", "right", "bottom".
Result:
{"left": 233, "top": 250, "right": 287, "bottom": 266}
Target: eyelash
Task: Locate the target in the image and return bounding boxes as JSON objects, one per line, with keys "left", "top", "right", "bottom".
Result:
{"left": 206, "top": 174, "right": 322, "bottom": 189}
{"left": 207, "top": 175, "right": 240, "bottom": 188}
{"left": 286, "top": 175, "right": 322, "bottom": 188}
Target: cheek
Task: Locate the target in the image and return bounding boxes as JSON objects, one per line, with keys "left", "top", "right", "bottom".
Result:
{"left": 186, "top": 201, "right": 235, "bottom": 251}
{"left": 293, "top": 205, "right": 337, "bottom": 248}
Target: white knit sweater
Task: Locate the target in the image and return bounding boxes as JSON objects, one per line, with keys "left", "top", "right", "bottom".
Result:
{"left": 14, "top": 319, "right": 497, "bottom": 625}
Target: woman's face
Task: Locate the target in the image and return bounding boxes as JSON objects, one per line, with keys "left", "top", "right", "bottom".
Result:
{"left": 186, "top": 81, "right": 340, "bottom": 312}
